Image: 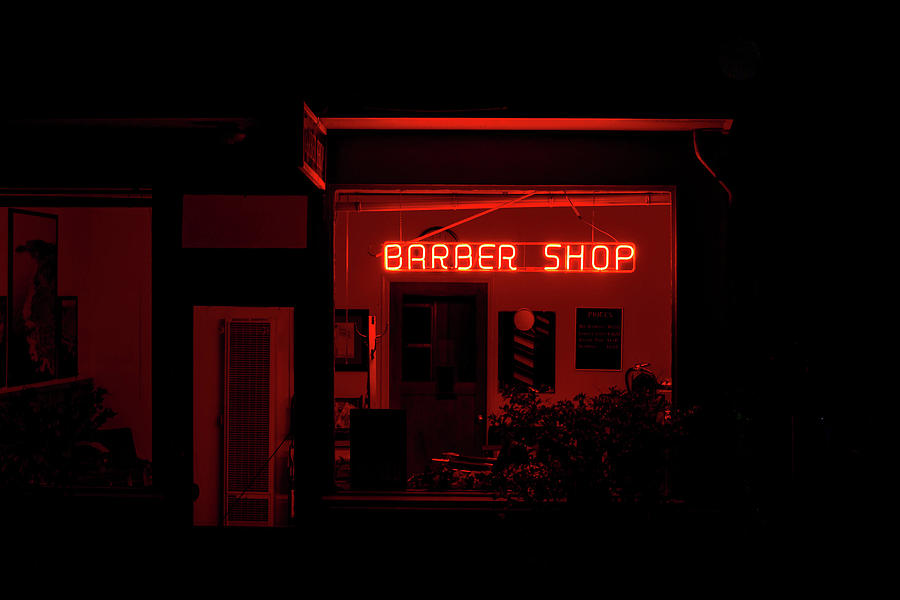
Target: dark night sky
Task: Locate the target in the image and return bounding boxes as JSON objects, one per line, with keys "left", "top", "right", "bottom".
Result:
{"left": 2, "top": 30, "right": 799, "bottom": 121}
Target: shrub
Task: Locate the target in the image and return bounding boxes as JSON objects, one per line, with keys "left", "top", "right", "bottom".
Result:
{"left": 489, "top": 385, "right": 692, "bottom": 505}
{"left": 0, "top": 385, "right": 115, "bottom": 487}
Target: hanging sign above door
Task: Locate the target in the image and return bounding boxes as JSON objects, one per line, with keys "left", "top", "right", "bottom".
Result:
{"left": 382, "top": 242, "right": 636, "bottom": 273}
{"left": 300, "top": 103, "right": 326, "bottom": 190}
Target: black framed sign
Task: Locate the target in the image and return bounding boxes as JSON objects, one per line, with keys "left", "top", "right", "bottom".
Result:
{"left": 8, "top": 209, "right": 58, "bottom": 386}
{"left": 335, "top": 309, "right": 369, "bottom": 372}
{"left": 575, "top": 308, "right": 623, "bottom": 370}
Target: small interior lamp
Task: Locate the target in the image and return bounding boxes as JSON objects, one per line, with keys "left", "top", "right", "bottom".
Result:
{"left": 514, "top": 308, "right": 535, "bottom": 331}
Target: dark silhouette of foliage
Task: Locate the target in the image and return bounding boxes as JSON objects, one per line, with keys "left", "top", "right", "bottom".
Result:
{"left": 489, "top": 385, "right": 694, "bottom": 505}
{"left": 0, "top": 385, "right": 115, "bottom": 487}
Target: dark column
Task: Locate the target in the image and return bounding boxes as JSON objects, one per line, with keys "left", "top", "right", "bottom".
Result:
{"left": 294, "top": 189, "right": 335, "bottom": 520}
{"left": 672, "top": 163, "right": 736, "bottom": 509}
{"left": 151, "top": 187, "right": 194, "bottom": 528}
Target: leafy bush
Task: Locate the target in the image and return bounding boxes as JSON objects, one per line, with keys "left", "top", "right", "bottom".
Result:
{"left": 489, "top": 386, "right": 692, "bottom": 505}
{"left": 0, "top": 385, "right": 116, "bottom": 487}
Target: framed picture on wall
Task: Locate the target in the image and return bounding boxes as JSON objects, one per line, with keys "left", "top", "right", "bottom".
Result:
{"left": 334, "top": 396, "right": 362, "bottom": 441}
{"left": 57, "top": 296, "right": 77, "bottom": 378}
{"left": 8, "top": 209, "right": 58, "bottom": 386}
{"left": 498, "top": 310, "right": 556, "bottom": 392}
{"left": 335, "top": 309, "right": 369, "bottom": 372}
{"left": 1, "top": 296, "right": 6, "bottom": 387}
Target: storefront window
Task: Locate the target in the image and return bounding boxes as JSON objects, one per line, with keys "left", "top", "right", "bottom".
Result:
{"left": 0, "top": 206, "right": 152, "bottom": 490}
{"left": 334, "top": 188, "right": 673, "bottom": 489}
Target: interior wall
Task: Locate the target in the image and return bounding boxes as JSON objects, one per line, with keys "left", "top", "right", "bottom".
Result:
{"left": 334, "top": 202, "right": 673, "bottom": 422}
{"left": 0, "top": 206, "right": 152, "bottom": 460}
{"left": 192, "top": 306, "right": 294, "bottom": 527}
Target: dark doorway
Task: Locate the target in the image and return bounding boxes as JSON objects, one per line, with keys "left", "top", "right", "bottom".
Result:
{"left": 389, "top": 282, "right": 487, "bottom": 477}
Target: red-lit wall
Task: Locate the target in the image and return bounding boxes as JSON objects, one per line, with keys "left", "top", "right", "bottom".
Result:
{"left": 334, "top": 202, "right": 672, "bottom": 419}
{"left": 0, "top": 207, "right": 152, "bottom": 460}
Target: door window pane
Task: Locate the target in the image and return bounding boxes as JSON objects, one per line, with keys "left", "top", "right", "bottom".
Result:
{"left": 401, "top": 347, "right": 432, "bottom": 381}
{"left": 437, "top": 299, "right": 476, "bottom": 382}
{"left": 402, "top": 302, "right": 432, "bottom": 381}
{"left": 402, "top": 303, "right": 432, "bottom": 345}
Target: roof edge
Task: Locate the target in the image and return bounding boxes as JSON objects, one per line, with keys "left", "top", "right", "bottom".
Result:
{"left": 320, "top": 117, "right": 733, "bottom": 132}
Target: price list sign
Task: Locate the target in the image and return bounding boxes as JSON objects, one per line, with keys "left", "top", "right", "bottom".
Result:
{"left": 575, "top": 308, "right": 623, "bottom": 370}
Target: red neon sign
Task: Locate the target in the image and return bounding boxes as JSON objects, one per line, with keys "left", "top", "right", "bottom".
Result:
{"left": 383, "top": 242, "right": 636, "bottom": 272}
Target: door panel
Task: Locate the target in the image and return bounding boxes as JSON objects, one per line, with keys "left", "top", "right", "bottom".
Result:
{"left": 390, "top": 283, "right": 487, "bottom": 477}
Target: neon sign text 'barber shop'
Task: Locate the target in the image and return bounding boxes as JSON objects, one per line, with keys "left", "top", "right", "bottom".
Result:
{"left": 383, "top": 242, "right": 636, "bottom": 273}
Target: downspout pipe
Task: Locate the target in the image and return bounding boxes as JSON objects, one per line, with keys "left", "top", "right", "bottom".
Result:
{"left": 693, "top": 129, "right": 733, "bottom": 208}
